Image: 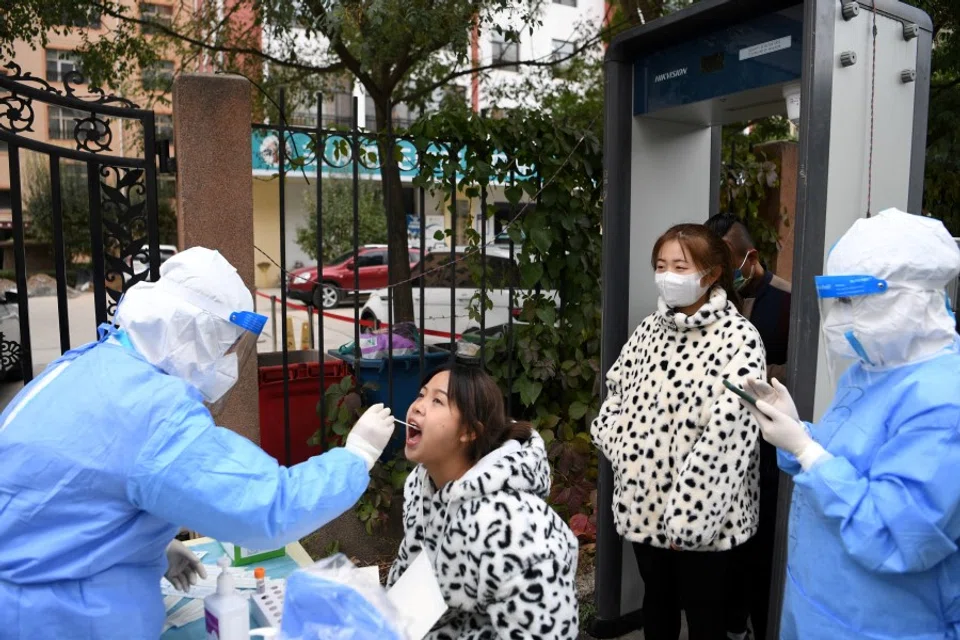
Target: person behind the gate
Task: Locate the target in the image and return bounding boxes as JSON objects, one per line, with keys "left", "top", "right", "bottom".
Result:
{"left": 591, "top": 223, "right": 766, "bottom": 640}
{"left": 0, "top": 246, "right": 395, "bottom": 639}
{"left": 387, "top": 363, "right": 580, "bottom": 640}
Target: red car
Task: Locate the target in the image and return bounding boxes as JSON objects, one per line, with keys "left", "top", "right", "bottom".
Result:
{"left": 286, "top": 245, "right": 421, "bottom": 310}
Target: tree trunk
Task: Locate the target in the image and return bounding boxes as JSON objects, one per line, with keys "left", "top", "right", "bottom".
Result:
{"left": 375, "top": 100, "right": 415, "bottom": 323}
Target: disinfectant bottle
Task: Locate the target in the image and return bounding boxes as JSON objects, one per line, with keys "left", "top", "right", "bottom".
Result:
{"left": 204, "top": 556, "right": 250, "bottom": 640}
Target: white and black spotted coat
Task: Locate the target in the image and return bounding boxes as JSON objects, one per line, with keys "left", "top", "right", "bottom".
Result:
{"left": 591, "top": 288, "right": 766, "bottom": 552}
{"left": 387, "top": 432, "right": 579, "bottom": 640}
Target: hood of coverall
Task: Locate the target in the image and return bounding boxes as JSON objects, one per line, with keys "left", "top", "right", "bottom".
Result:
{"left": 824, "top": 208, "right": 960, "bottom": 370}
{"left": 114, "top": 247, "right": 254, "bottom": 403}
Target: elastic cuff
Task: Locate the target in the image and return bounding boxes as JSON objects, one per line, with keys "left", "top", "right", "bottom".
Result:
{"left": 796, "top": 441, "right": 830, "bottom": 471}
{"left": 344, "top": 442, "right": 378, "bottom": 471}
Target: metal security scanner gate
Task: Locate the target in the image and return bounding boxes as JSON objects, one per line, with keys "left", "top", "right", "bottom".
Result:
{"left": 596, "top": 1, "right": 933, "bottom": 638}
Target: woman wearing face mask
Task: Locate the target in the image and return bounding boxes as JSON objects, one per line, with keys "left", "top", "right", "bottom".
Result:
{"left": 591, "top": 224, "right": 766, "bottom": 640}
{"left": 387, "top": 365, "right": 579, "bottom": 640}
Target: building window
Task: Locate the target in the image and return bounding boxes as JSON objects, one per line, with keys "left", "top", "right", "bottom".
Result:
{"left": 156, "top": 114, "right": 173, "bottom": 140}
{"left": 491, "top": 35, "right": 519, "bottom": 72}
{"left": 356, "top": 250, "right": 387, "bottom": 268}
{"left": 289, "top": 110, "right": 317, "bottom": 128}
{"left": 364, "top": 95, "right": 377, "bottom": 132}
{"left": 393, "top": 103, "right": 417, "bottom": 130}
{"left": 551, "top": 39, "right": 575, "bottom": 67}
{"left": 142, "top": 60, "right": 175, "bottom": 91}
{"left": 48, "top": 106, "right": 107, "bottom": 141}
{"left": 58, "top": 9, "right": 101, "bottom": 29}
{"left": 45, "top": 49, "right": 81, "bottom": 83}
{"left": 363, "top": 99, "right": 418, "bottom": 131}
{"left": 49, "top": 106, "right": 83, "bottom": 139}
{"left": 435, "top": 85, "right": 467, "bottom": 110}
{"left": 553, "top": 0, "right": 577, "bottom": 6}
{"left": 0, "top": 190, "right": 10, "bottom": 211}
{"left": 62, "top": 162, "right": 87, "bottom": 182}
{"left": 322, "top": 92, "right": 355, "bottom": 128}
{"left": 140, "top": 3, "right": 173, "bottom": 35}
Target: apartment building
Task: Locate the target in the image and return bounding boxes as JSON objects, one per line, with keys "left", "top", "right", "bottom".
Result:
{"left": 473, "top": 0, "right": 608, "bottom": 111}
{"left": 0, "top": 0, "right": 226, "bottom": 236}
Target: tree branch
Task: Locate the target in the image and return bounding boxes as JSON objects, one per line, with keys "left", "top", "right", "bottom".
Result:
{"left": 298, "top": 0, "right": 380, "bottom": 100}
{"left": 397, "top": 23, "right": 613, "bottom": 105}
{"left": 96, "top": 0, "right": 347, "bottom": 76}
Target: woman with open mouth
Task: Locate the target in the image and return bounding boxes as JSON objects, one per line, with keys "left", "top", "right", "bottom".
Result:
{"left": 387, "top": 364, "right": 579, "bottom": 640}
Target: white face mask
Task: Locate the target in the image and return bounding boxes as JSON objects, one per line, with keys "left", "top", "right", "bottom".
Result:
{"left": 656, "top": 271, "right": 709, "bottom": 309}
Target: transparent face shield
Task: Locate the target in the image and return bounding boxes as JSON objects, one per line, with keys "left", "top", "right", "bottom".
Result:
{"left": 815, "top": 275, "right": 888, "bottom": 387}
{"left": 203, "top": 310, "right": 268, "bottom": 418}
{"left": 148, "top": 277, "right": 269, "bottom": 418}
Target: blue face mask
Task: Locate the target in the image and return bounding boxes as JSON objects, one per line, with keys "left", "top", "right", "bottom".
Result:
{"left": 733, "top": 252, "right": 754, "bottom": 292}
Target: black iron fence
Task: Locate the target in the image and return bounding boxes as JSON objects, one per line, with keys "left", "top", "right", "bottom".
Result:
{"left": 0, "top": 61, "right": 166, "bottom": 384}
{"left": 254, "top": 90, "right": 532, "bottom": 467}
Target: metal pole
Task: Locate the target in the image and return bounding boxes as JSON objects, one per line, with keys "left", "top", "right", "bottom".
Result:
{"left": 278, "top": 88, "right": 292, "bottom": 468}
{"left": 592, "top": 47, "right": 633, "bottom": 629}
{"left": 480, "top": 183, "right": 487, "bottom": 359}
{"left": 316, "top": 93, "right": 327, "bottom": 451}
{"left": 49, "top": 156, "right": 71, "bottom": 355}
{"left": 386, "top": 136, "right": 394, "bottom": 411}
{"left": 449, "top": 146, "right": 458, "bottom": 357}
{"left": 142, "top": 111, "right": 161, "bottom": 281}
{"left": 352, "top": 97, "right": 361, "bottom": 363}
{"left": 419, "top": 185, "right": 426, "bottom": 378}
{"left": 87, "top": 161, "right": 107, "bottom": 331}
{"left": 507, "top": 171, "right": 515, "bottom": 417}
{"left": 8, "top": 146, "right": 33, "bottom": 383}
{"left": 271, "top": 295, "right": 278, "bottom": 351}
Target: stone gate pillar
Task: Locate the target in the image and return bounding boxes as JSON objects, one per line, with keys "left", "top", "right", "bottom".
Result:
{"left": 173, "top": 73, "right": 259, "bottom": 444}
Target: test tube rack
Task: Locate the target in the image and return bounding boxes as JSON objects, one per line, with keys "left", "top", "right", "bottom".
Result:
{"left": 251, "top": 580, "right": 285, "bottom": 629}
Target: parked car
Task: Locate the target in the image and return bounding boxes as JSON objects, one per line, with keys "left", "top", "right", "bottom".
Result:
{"left": 359, "top": 246, "right": 556, "bottom": 338}
{"left": 494, "top": 229, "right": 526, "bottom": 245}
{"left": 286, "top": 245, "right": 421, "bottom": 310}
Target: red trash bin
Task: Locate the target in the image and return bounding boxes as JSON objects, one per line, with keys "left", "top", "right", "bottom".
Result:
{"left": 258, "top": 350, "right": 346, "bottom": 466}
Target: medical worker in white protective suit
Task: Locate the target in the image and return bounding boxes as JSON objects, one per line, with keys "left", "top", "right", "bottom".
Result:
{"left": 734, "top": 209, "right": 960, "bottom": 639}
{"left": 0, "top": 247, "right": 396, "bottom": 639}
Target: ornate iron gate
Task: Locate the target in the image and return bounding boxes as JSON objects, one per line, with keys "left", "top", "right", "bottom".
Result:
{"left": 0, "top": 61, "right": 164, "bottom": 383}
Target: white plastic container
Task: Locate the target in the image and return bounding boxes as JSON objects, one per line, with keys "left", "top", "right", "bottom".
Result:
{"left": 204, "top": 556, "right": 250, "bottom": 640}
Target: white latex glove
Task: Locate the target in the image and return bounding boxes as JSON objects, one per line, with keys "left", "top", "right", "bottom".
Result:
{"left": 740, "top": 378, "right": 829, "bottom": 471}
{"left": 743, "top": 377, "right": 800, "bottom": 421}
{"left": 165, "top": 540, "right": 207, "bottom": 592}
{"left": 345, "top": 403, "right": 394, "bottom": 471}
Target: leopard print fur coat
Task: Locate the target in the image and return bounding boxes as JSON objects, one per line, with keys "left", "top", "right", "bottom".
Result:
{"left": 591, "top": 287, "right": 766, "bottom": 551}
{"left": 386, "top": 432, "right": 579, "bottom": 639}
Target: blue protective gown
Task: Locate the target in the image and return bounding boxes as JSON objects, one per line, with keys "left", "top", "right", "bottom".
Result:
{"left": 779, "top": 350, "right": 960, "bottom": 639}
{"left": 0, "top": 326, "right": 369, "bottom": 639}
